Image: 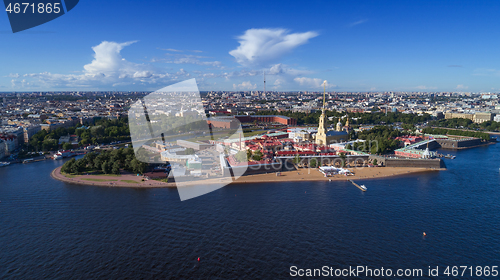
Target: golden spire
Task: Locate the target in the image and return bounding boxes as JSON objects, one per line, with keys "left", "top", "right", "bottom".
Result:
{"left": 323, "top": 80, "right": 326, "bottom": 109}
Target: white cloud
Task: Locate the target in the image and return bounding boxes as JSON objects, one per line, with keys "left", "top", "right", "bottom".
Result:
{"left": 456, "top": 84, "right": 468, "bottom": 90}
{"left": 268, "top": 63, "right": 312, "bottom": 76}
{"left": 153, "top": 54, "right": 221, "bottom": 67}
{"left": 12, "top": 41, "right": 195, "bottom": 90}
{"left": 163, "top": 48, "right": 183, "bottom": 52}
{"left": 8, "top": 38, "right": 319, "bottom": 90}
{"left": 273, "top": 78, "right": 285, "bottom": 89}
{"left": 229, "top": 28, "right": 318, "bottom": 66}
{"left": 294, "top": 77, "right": 335, "bottom": 88}
{"left": 159, "top": 48, "right": 203, "bottom": 53}
{"left": 83, "top": 40, "right": 147, "bottom": 78}
{"left": 349, "top": 19, "right": 368, "bottom": 27}
{"left": 214, "top": 64, "right": 311, "bottom": 82}
{"left": 233, "top": 81, "right": 257, "bottom": 90}
{"left": 132, "top": 71, "right": 153, "bottom": 78}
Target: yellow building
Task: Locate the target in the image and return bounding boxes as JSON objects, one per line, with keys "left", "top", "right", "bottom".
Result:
{"left": 474, "top": 112, "right": 492, "bottom": 124}
{"left": 444, "top": 112, "right": 474, "bottom": 121}
{"left": 445, "top": 112, "right": 492, "bottom": 123}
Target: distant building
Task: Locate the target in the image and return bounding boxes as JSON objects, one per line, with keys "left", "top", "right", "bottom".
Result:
{"left": 235, "top": 115, "right": 297, "bottom": 126}
{"left": 58, "top": 134, "right": 80, "bottom": 146}
{"left": 160, "top": 147, "right": 198, "bottom": 165}
{"left": 207, "top": 118, "right": 239, "bottom": 129}
{"left": 494, "top": 115, "right": 500, "bottom": 122}
{"left": 0, "top": 135, "right": 18, "bottom": 155}
{"left": 58, "top": 135, "right": 71, "bottom": 145}
{"left": 0, "top": 139, "right": 6, "bottom": 159}
{"left": 445, "top": 112, "right": 474, "bottom": 121}
{"left": 207, "top": 115, "right": 297, "bottom": 129}
{"left": 474, "top": 112, "right": 492, "bottom": 124}
{"left": 395, "top": 147, "right": 436, "bottom": 159}
{"left": 176, "top": 140, "right": 213, "bottom": 151}
{"left": 445, "top": 112, "right": 492, "bottom": 124}
{"left": 395, "top": 136, "right": 424, "bottom": 147}
{"left": 23, "top": 125, "right": 41, "bottom": 143}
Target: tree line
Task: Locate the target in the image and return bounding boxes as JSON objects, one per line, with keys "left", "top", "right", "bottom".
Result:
{"left": 429, "top": 118, "right": 500, "bottom": 132}
{"left": 422, "top": 128, "right": 491, "bottom": 141}
{"left": 60, "top": 147, "right": 147, "bottom": 175}
{"left": 354, "top": 126, "right": 402, "bottom": 154}
{"left": 254, "top": 110, "right": 432, "bottom": 126}
{"left": 28, "top": 117, "right": 131, "bottom": 152}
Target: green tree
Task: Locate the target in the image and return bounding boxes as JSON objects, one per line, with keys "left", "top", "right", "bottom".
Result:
{"left": 372, "top": 159, "right": 378, "bottom": 166}
{"left": 102, "top": 160, "right": 110, "bottom": 174}
{"left": 339, "top": 152, "right": 347, "bottom": 167}
{"left": 293, "top": 154, "right": 301, "bottom": 165}
{"left": 61, "top": 158, "right": 76, "bottom": 173}
{"left": 309, "top": 157, "right": 318, "bottom": 168}
{"left": 252, "top": 150, "right": 263, "bottom": 161}
{"left": 246, "top": 149, "right": 252, "bottom": 160}
{"left": 112, "top": 161, "right": 121, "bottom": 175}
{"left": 62, "top": 142, "right": 72, "bottom": 150}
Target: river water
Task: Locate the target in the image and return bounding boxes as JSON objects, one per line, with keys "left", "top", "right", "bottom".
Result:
{"left": 0, "top": 143, "right": 499, "bottom": 279}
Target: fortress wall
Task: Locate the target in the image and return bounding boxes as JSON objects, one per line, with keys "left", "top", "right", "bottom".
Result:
{"left": 436, "top": 138, "right": 483, "bottom": 149}
{"left": 369, "top": 155, "right": 445, "bottom": 169}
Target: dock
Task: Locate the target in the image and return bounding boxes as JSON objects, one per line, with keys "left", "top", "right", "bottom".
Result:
{"left": 348, "top": 179, "right": 367, "bottom": 191}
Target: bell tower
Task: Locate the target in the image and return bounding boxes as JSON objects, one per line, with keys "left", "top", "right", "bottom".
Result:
{"left": 315, "top": 81, "right": 328, "bottom": 145}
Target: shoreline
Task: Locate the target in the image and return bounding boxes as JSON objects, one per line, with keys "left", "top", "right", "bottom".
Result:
{"left": 51, "top": 166, "right": 443, "bottom": 188}
{"left": 51, "top": 166, "right": 176, "bottom": 188}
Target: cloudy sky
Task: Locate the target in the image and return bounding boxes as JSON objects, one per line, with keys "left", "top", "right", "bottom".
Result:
{"left": 2, "top": 0, "right": 500, "bottom": 92}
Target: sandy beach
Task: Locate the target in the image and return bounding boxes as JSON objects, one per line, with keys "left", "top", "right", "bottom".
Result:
{"left": 233, "top": 166, "right": 442, "bottom": 184}
{"left": 51, "top": 166, "right": 442, "bottom": 188}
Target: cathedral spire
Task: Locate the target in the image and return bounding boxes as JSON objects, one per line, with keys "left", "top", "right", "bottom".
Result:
{"left": 322, "top": 80, "right": 326, "bottom": 111}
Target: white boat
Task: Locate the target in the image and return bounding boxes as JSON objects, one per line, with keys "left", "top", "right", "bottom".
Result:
{"left": 53, "top": 150, "right": 75, "bottom": 160}
{"left": 0, "top": 162, "right": 10, "bottom": 167}
{"left": 360, "top": 184, "right": 367, "bottom": 191}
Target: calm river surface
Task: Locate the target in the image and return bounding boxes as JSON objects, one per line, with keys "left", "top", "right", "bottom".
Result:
{"left": 1, "top": 143, "right": 499, "bottom": 279}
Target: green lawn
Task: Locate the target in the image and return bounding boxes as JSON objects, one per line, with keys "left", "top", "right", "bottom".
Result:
{"left": 82, "top": 178, "right": 118, "bottom": 182}
{"left": 121, "top": 180, "right": 139, "bottom": 184}
{"left": 62, "top": 173, "right": 79, "bottom": 178}
{"left": 93, "top": 173, "right": 121, "bottom": 177}
{"left": 243, "top": 130, "right": 265, "bottom": 137}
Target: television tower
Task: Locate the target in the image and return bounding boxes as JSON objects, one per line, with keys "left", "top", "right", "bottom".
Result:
{"left": 263, "top": 70, "right": 266, "bottom": 98}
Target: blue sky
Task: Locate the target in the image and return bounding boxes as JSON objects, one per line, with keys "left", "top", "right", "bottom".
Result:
{"left": 1, "top": 0, "right": 500, "bottom": 92}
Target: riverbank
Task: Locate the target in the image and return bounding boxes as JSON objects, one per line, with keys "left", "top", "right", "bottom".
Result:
{"left": 233, "top": 167, "right": 442, "bottom": 184}
{"left": 51, "top": 166, "right": 442, "bottom": 188}
{"left": 51, "top": 166, "right": 174, "bottom": 188}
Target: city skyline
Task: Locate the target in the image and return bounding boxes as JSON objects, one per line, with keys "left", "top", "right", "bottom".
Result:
{"left": 2, "top": 0, "right": 500, "bottom": 92}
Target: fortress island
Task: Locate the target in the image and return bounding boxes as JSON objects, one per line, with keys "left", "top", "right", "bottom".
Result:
{"left": 51, "top": 85, "right": 450, "bottom": 188}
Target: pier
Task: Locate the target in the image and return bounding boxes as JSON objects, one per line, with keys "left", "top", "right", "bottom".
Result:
{"left": 348, "top": 179, "right": 366, "bottom": 191}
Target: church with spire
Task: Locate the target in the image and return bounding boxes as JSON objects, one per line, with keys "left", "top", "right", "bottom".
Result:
{"left": 315, "top": 82, "right": 349, "bottom": 145}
